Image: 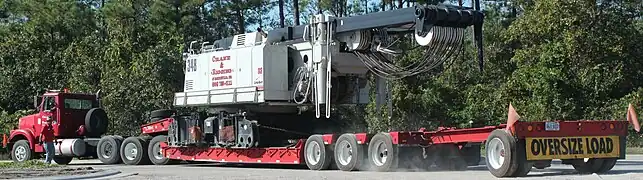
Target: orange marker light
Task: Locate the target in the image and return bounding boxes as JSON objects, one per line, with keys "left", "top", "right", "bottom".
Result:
{"left": 610, "top": 123, "right": 614, "bottom": 130}
{"left": 527, "top": 125, "right": 533, "bottom": 132}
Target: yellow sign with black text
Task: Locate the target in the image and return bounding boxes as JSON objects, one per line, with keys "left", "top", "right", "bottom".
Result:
{"left": 525, "top": 136, "right": 620, "bottom": 160}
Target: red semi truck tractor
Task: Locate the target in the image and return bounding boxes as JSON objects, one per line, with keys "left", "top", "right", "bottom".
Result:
{"left": 3, "top": 3, "right": 641, "bottom": 178}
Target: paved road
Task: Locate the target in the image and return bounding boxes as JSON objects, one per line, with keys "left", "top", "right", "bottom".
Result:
{"left": 60, "top": 155, "right": 643, "bottom": 180}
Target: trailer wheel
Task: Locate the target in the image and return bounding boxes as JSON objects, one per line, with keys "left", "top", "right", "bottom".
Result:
{"left": 97, "top": 136, "right": 122, "bottom": 164}
{"left": 596, "top": 158, "right": 617, "bottom": 173}
{"left": 11, "top": 140, "right": 32, "bottom": 163}
{"left": 510, "top": 139, "right": 532, "bottom": 177}
{"left": 53, "top": 157, "right": 73, "bottom": 165}
{"left": 572, "top": 158, "right": 605, "bottom": 173}
{"left": 148, "top": 135, "right": 176, "bottom": 165}
{"left": 304, "top": 135, "right": 332, "bottom": 170}
{"left": 367, "top": 133, "right": 398, "bottom": 172}
{"left": 334, "top": 133, "right": 365, "bottom": 171}
{"left": 485, "top": 129, "right": 520, "bottom": 178}
{"left": 120, "top": 137, "right": 151, "bottom": 165}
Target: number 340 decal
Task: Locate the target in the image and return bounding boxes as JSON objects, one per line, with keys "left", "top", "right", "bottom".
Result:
{"left": 186, "top": 59, "right": 197, "bottom": 72}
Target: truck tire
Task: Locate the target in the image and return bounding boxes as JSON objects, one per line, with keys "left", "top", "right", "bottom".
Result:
{"left": 97, "top": 136, "right": 122, "bottom": 164}
{"left": 53, "top": 157, "right": 73, "bottom": 165}
{"left": 148, "top": 135, "right": 176, "bottom": 165}
{"left": 485, "top": 129, "right": 520, "bottom": 178}
{"left": 150, "top": 109, "right": 174, "bottom": 119}
{"left": 120, "top": 137, "right": 151, "bottom": 165}
{"left": 304, "top": 135, "right": 332, "bottom": 170}
{"left": 572, "top": 158, "right": 605, "bottom": 173}
{"left": 596, "top": 158, "right": 617, "bottom": 173}
{"left": 367, "top": 133, "right": 399, "bottom": 172}
{"left": 334, "top": 133, "right": 365, "bottom": 171}
{"left": 85, "top": 108, "right": 109, "bottom": 136}
{"left": 11, "top": 140, "right": 32, "bottom": 163}
{"left": 510, "top": 139, "right": 532, "bottom": 177}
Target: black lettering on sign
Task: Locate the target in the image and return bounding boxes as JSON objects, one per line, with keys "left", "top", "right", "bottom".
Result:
{"left": 531, "top": 140, "right": 540, "bottom": 155}
{"left": 599, "top": 138, "right": 606, "bottom": 154}
{"left": 606, "top": 138, "right": 613, "bottom": 153}
{"left": 561, "top": 138, "right": 568, "bottom": 155}
{"left": 591, "top": 138, "right": 599, "bottom": 154}
{"left": 529, "top": 137, "right": 616, "bottom": 158}
{"left": 577, "top": 138, "right": 584, "bottom": 154}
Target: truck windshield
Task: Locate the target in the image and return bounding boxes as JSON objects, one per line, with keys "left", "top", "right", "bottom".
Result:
{"left": 64, "top": 98, "right": 94, "bottom": 110}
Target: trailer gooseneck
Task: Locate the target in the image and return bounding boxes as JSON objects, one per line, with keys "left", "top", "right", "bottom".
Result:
{"left": 3, "top": 1, "right": 640, "bottom": 178}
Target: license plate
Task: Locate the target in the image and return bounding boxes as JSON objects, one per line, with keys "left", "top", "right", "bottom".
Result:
{"left": 525, "top": 136, "right": 620, "bottom": 160}
{"left": 545, "top": 121, "right": 560, "bottom": 131}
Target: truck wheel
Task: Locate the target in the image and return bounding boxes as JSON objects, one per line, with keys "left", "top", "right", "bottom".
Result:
{"left": 85, "top": 108, "right": 109, "bottom": 136}
{"left": 485, "top": 129, "right": 520, "bottom": 178}
{"left": 304, "top": 135, "right": 332, "bottom": 170}
{"left": 11, "top": 140, "right": 32, "bottom": 163}
{"left": 510, "top": 139, "right": 532, "bottom": 177}
{"left": 367, "top": 133, "right": 399, "bottom": 172}
{"left": 148, "top": 135, "right": 176, "bottom": 165}
{"left": 120, "top": 137, "right": 151, "bottom": 165}
{"left": 53, "top": 157, "right": 73, "bottom": 165}
{"left": 572, "top": 158, "right": 604, "bottom": 173}
{"left": 334, "top": 133, "right": 365, "bottom": 171}
{"left": 151, "top": 109, "right": 174, "bottom": 119}
{"left": 596, "top": 158, "right": 617, "bottom": 173}
{"left": 97, "top": 136, "right": 122, "bottom": 164}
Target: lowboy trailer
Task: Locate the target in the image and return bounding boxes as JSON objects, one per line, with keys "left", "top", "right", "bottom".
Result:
{"left": 3, "top": 1, "right": 641, "bottom": 178}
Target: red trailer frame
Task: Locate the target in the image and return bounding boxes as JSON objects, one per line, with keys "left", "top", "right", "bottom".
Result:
{"left": 130, "top": 103, "right": 639, "bottom": 178}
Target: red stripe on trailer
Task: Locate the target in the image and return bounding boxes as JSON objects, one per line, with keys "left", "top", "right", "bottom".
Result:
{"left": 162, "top": 140, "right": 305, "bottom": 164}
{"left": 514, "top": 120, "right": 628, "bottom": 138}
{"left": 141, "top": 118, "right": 173, "bottom": 134}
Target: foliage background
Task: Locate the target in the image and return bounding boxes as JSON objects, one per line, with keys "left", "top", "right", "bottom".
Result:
{"left": 0, "top": 0, "right": 641, "bottom": 148}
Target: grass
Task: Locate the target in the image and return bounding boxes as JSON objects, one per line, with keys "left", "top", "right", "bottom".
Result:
{"left": 0, "top": 160, "right": 59, "bottom": 169}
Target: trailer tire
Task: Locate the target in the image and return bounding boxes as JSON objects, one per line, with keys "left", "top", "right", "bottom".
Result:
{"left": 485, "top": 129, "right": 520, "bottom": 178}
{"left": 120, "top": 137, "right": 151, "bottom": 165}
{"left": 596, "top": 158, "right": 617, "bottom": 173}
{"left": 53, "top": 157, "right": 73, "bottom": 165}
{"left": 85, "top": 108, "right": 109, "bottom": 136}
{"left": 151, "top": 109, "right": 174, "bottom": 119}
{"left": 334, "top": 133, "right": 365, "bottom": 171}
{"left": 148, "top": 135, "right": 176, "bottom": 165}
{"left": 304, "top": 135, "right": 332, "bottom": 170}
{"left": 368, "top": 133, "right": 398, "bottom": 172}
{"left": 11, "top": 140, "right": 32, "bottom": 163}
{"left": 572, "top": 158, "right": 605, "bottom": 173}
{"left": 97, "top": 136, "right": 122, "bottom": 164}
{"left": 510, "top": 139, "right": 532, "bottom": 177}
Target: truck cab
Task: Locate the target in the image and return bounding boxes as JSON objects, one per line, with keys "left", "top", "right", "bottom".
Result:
{"left": 6, "top": 89, "right": 109, "bottom": 164}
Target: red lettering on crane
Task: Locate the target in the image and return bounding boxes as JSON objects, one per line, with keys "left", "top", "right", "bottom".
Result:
{"left": 258, "top": 67, "right": 263, "bottom": 74}
{"left": 212, "top": 55, "right": 231, "bottom": 62}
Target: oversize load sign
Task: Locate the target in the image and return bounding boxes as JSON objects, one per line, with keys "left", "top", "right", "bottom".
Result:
{"left": 525, "top": 136, "right": 620, "bottom": 160}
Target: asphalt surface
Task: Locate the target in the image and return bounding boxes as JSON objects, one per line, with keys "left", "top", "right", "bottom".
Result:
{"left": 59, "top": 155, "right": 643, "bottom": 180}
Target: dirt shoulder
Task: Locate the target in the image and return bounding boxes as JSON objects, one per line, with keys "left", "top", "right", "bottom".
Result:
{"left": 0, "top": 160, "right": 100, "bottom": 179}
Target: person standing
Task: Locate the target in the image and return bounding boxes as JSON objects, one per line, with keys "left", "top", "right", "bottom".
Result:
{"left": 40, "top": 117, "right": 55, "bottom": 164}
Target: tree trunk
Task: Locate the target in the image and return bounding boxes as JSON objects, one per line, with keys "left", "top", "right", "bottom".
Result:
{"left": 294, "top": 0, "right": 300, "bottom": 25}
{"left": 279, "top": 0, "right": 285, "bottom": 28}
{"left": 398, "top": 0, "right": 403, "bottom": 8}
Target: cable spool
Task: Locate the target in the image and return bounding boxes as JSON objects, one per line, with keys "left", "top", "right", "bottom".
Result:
{"left": 353, "top": 26, "right": 465, "bottom": 80}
